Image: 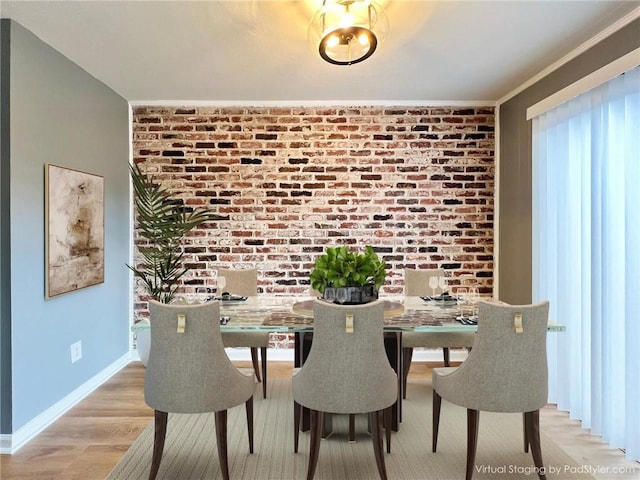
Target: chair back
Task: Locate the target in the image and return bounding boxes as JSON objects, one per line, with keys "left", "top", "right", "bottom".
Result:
{"left": 404, "top": 268, "right": 445, "bottom": 296}
{"left": 217, "top": 268, "right": 258, "bottom": 296}
{"left": 439, "top": 300, "right": 550, "bottom": 413}
{"left": 145, "top": 300, "right": 254, "bottom": 414}
{"left": 293, "top": 299, "right": 397, "bottom": 414}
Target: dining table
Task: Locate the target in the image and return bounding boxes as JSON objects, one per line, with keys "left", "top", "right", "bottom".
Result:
{"left": 132, "top": 295, "right": 566, "bottom": 334}
{"left": 132, "top": 295, "right": 565, "bottom": 434}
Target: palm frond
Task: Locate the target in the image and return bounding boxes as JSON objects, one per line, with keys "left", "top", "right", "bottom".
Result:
{"left": 127, "top": 163, "right": 218, "bottom": 303}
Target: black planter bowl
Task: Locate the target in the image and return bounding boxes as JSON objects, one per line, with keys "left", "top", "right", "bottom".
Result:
{"left": 323, "top": 285, "right": 378, "bottom": 305}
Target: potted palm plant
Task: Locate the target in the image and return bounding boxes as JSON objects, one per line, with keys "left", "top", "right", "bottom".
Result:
{"left": 309, "top": 245, "right": 387, "bottom": 304}
{"left": 127, "top": 163, "right": 219, "bottom": 304}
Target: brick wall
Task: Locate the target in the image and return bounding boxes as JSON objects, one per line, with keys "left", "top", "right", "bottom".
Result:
{"left": 132, "top": 105, "right": 495, "bottom": 346}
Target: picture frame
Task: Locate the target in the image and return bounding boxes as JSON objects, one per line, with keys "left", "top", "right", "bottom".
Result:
{"left": 45, "top": 163, "right": 105, "bottom": 298}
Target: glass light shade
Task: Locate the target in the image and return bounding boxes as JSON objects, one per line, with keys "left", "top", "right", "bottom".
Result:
{"left": 308, "top": 0, "right": 388, "bottom": 66}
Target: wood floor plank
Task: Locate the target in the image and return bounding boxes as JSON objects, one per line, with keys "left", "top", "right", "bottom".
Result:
{"left": 63, "top": 444, "right": 132, "bottom": 480}
{"left": 33, "top": 417, "right": 151, "bottom": 446}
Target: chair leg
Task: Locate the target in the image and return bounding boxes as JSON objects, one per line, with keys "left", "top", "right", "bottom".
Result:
{"left": 466, "top": 409, "right": 479, "bottom": 480}
{"left": 432, "top": 390, "right": 442, "bottom": 452}
{"left": 371, "top": 410, "right": 388, "bottom": 480}
{"left": 402, "top": 347, "right": 413, "bottom": 399}
{"left": 293, "top": 401, "right": 301, "bottom": 453}
{"left": 250, "top": 347, "right": 262, "bottom": 383}
{"left": 214, "top": 410, "right": 230, "bottom": 480}
{"left": 148, "top": 410, "right": 168, "bottom": 480}
{"left": 443, "top": 347, "right": 450, "bottom": 367}
{"left": 245, "top": 396, "right": 254, "bottom": 454}
{"left": 384, "top": 406, "right": 392, "bottom": 453}
{"left": 523, "top": 412, "right": 529, "bottom": 453}
{"left": 307, "top": 410, "right": 323, "bottom": 480}
{"left": 349, "top": 414, "right": 356, "bottom": 442}
{"left": 525, "top": 410, "right": 546, "bottom": 480}
{"left": 260, "top": 346, "right": 268, "bottom": 398}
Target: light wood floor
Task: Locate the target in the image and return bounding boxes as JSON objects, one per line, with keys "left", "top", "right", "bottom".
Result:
{"left": 1, "top": 361, "right": 638, "bottom": 480}
{"left": 0, "top": 361, "right": 291, "bottom": 480}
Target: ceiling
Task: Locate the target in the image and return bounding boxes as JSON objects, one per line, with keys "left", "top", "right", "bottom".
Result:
{"left": 2, "top": 1, "right": 638, "bottom": 104}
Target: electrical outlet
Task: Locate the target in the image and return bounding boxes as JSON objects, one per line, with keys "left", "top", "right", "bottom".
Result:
{"left": 70, "top": 341, "right": 82, "bottom": 363}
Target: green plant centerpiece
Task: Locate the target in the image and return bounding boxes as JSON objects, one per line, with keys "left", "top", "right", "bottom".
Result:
{"left": 309, "top": 245, "right": 387, "bottom": 304}
{"left": 127, "top": 163, "right": 219, "bottom": 304}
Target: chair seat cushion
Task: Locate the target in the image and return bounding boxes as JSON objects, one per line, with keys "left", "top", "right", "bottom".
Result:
{"left": 402, "top": 331, "right": 475, "bottom": 349}
{"left": 222, "top": 331, "right": 270, "bottom": 348}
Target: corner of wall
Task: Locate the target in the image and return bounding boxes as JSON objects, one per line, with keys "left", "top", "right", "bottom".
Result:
{"left": 0, "top": 17, "right": 13, "bottom": 436}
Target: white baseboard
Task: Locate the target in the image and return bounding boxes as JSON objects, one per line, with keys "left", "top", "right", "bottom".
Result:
{"left": 224, "top": 347, "right": 294, "bottom": 362}
{"left": 224, "top": 347, "right": 469, "bottom": 363}
{"left": 414, "top": 348, "right": 469, "bottom": 362}
{"left": 1, "top": 352, "right": 132, "bottom": 454}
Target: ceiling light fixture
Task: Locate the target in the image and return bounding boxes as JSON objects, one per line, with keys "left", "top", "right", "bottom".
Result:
{"left": 308, "top": 0, "right": 388, "bottom": 66}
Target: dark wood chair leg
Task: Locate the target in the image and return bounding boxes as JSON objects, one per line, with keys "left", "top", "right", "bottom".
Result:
{"left": 371, "top": 410, "right": 388, "bottom": 480}
{"left": 307, "top": 410, "right": 323, "bottom": 480}
{"left": 432, "top": 390, "right": 442, "bottom": 452}
{"left": 349, "top": 414, "right": 356, "bottom": 442}
{"left": 402, "top": 347, "right": 413, "bottom": 399}
{"left": 384, "top": 406, "right": 392, "bottom": 453}
{"left": 260, "top": 347, "right": 268, "bottom": 398}
{"left": 294, "top": 401, "right": 301, "bottom": 453}
{"left": 523, "top": 412, "right": 530, "bottom": 453}
{"left": 525, "top": 410, "right": 546, "bottom": 480}
{"left": 466, "top": 409, "right": 479, "bottom": 480}
{"left": 148, "top": 410, "right": 168, "bottom": 480}
{"left": 214, "top": 410, "right": 230, "bottom": 480}
{"left": 250, "top": 347, "right": 261, "bottom": 383}
{"left": 443, "top": 347, "right": 451, "bottom": 367}
{"left": 245, "top": 396, "right": 254, "bottom": 454}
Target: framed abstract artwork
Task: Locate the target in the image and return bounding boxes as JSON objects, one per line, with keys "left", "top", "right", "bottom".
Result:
{"left": 45, "top": 164, "right": 105, "bottom": 298}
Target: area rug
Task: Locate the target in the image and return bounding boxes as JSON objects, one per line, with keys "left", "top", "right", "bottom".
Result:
{"left": 107, "top": 377, "right": 593, "bottom": 480}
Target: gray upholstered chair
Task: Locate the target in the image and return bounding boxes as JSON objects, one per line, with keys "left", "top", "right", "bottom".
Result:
{"left": 293, "top": 299, "right": 397, "bottom": 480}
{"left": 402, "top": 268, "right": 476, "bottom": 398}
{"left": 218, "top": 267, "right": 270, "bottom": 398}
{"left": 432, "top": 300, "right": 550, "bottom": 480}
{"left": 145, "top": 300, "right": 255, "bottom": 480}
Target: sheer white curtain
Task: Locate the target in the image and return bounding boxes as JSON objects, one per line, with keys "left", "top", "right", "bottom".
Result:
{"left": 532, "top": 66, "right": 639, "bottom": 461}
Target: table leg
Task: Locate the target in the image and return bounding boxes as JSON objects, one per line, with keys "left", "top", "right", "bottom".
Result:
{"left": 383, "top": 332, "right": 401, "bottom": 431}
{"left": 397, "top": 332, "right": 403, "bottom": 422}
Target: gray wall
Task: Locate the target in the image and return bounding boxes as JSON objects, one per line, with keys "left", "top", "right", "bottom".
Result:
{"left": 1, "top": 19, "right": 12, "bottom": 435}
{"left": 0, "top": 19, "right": 130, "bottom": 434}
{"left": 498, "top": 19, "right": 640, "bottom": 304}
